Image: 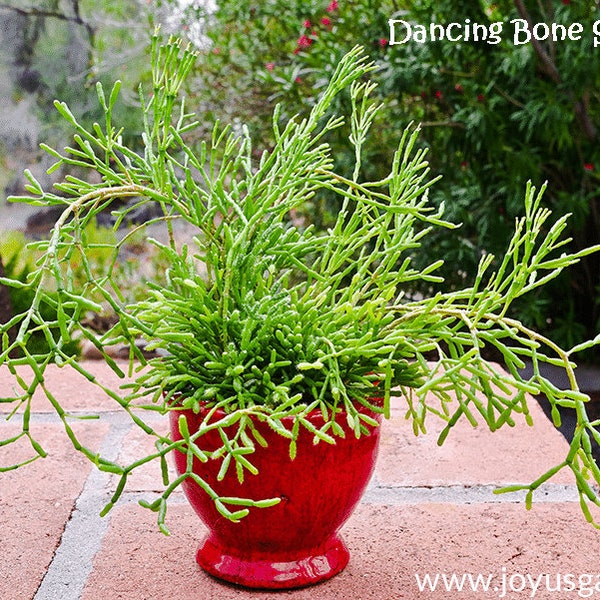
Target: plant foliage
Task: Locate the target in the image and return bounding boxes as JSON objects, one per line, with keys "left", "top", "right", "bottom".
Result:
{"left": 2, "top": 35, "right": 600, "bottom": 531}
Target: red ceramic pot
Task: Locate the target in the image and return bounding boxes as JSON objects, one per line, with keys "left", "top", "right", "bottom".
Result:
{"left": 169, "top": 401, "right": 383, "bottom": 589}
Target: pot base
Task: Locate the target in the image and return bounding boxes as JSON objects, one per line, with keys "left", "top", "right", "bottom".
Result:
{"left": 196, "top": 532, "right": 350, "bottom": 589}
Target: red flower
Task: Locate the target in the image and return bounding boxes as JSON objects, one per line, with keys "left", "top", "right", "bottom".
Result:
{"left": 477, "top": 93, "right": 485, "bottom": 102}
{"left": 379, "top": 38, "right": 388, "bottom": 47}
{"left": 584, "top": 163, "right": 594, "bottom": 171}
{"left": 326, "top": 0, "right": 338, "bottom": 12}
{"left": 303, "top": 19, "right": 311, "bottom": 28}
{"left": 297, "top": 34, "right": 312, "bottom": 49}
{"left": 420, "top": 91, "right": 427, "bottom": 99}
{"left": 455, "top": 84, "right": 463, "bottom": 93}
{"left": 295, "top": 76, "right": 302, "bottom": 84}
{"left": 265, "top": 62, "right": 275, "bottom": 72}
{"left": 321, "top": 16, "right": 331, "bottom": 26}
{"left": 434, "top": 90, "right": 443, "bottom": 99}
{"left": 562, "top": 0, "right": 571, "bottom": 4}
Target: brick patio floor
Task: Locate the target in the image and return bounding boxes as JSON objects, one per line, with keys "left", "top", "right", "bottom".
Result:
{"left": 2, "top": 361, "right": 600, "bottom": 599}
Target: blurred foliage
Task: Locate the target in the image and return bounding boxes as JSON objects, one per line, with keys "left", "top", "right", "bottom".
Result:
{"left": 0, "top": 220, "right": 168, "bottom": 356}
{"left": 0, "top": 231, "right": 80, "bottom": 357}
{"left": 174, "top": 0, "right": 600, "bottom": 358}
{"left": 3, "top": 0, "right": 600, "bottom": 358}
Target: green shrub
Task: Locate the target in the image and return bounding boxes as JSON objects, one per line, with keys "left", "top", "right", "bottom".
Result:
{"left": 181, "top": 0, "right": 600, "bottom": 357}
{"left": 0, "top": 221, "right": 167, "bottom": 357}
{"left": 0, "top": 232, "right": 80, "bottom": 357}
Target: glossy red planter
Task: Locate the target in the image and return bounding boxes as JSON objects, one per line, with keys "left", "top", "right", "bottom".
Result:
{"left": 169, "top": 402, "right": 382, "bottom": 589}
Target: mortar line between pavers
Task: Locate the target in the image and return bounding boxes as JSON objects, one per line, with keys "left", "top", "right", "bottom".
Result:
{"left": 362, "top": 482, "right": 581, "bottom": 505}
{"left": 110, "top": 481, "right": 582, "bottom": 510}
{"left": 9, "top": 410, "right": 167, "bottom": 425}
{"left": 33, "top": 420, "right": 133, "bottom": 600}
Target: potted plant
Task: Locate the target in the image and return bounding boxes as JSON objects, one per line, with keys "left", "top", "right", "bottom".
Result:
{"left": 2, "top": 34, "right": 600, "bottom": 589}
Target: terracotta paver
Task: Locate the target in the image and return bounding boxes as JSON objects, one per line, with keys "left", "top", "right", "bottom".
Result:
{"left": 2, "top": 361, "right": 598, "bottom": 600}
{"left": 82, "top": 502, "right": 600, "bottom": 600}
{"left": 0, "top": 423, "right": 108, "bottom": 600}
{"left": 0, "top": 362, "right": 137, "bottom": 414}
{"left": 377, "top": 390, "right": 575, "bottom": 487}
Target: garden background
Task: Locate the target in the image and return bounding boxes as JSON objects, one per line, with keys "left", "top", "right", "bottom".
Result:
{"left": 0, "top": 0, "right": 599, "bottom": 362}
